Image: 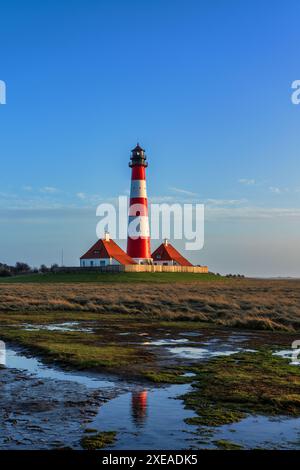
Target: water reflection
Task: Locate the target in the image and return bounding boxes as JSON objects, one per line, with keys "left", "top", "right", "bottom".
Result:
{"left": 131, "top": 390, "right": 148, "bottom": 426}
{"left": 91, "top": 384, "right": 194, "bottom": 449}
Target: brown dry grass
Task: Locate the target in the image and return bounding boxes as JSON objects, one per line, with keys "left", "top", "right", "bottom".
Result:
{"left": 0, "top": 279, "right": 299, "bottom": 332}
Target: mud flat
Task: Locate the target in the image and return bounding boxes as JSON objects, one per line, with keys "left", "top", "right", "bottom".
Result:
{"left": 0, "top": 346, "right": 197, "bottom": 450}
{"left": 1, "top": 329, "right": 300, "bottom": 450}
{"left": 0, "top": 366, "right": 115, "bottom": 450}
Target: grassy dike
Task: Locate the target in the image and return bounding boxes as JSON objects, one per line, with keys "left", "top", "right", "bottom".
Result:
{"left": 0, "top": 272, "right": 223, "bottom": 283}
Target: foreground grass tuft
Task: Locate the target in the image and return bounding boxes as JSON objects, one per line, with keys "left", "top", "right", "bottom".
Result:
{"left": 213, "top": 440, "right": 244, "bottom": 450}
{"left": 142, "top": 369, "right": 189, "bottom": 383}
{"left": 80, "top": 431, "right": 116, "bottom": 450}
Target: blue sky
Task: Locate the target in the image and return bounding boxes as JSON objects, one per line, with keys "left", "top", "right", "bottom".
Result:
{"left": 0, "top": 0, "right": 300, "bottom": 276}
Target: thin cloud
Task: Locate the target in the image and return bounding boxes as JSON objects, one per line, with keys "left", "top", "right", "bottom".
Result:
{"left": 76, "top": 192, "right": 86, "bottom": 200}
{"left": 205, "top": 198, "right": 247, "bottom": 206}
{"left": 269, "top": 186, "right": 291, "bottom": 194}
{"left": 269, "top": 186, "right": 282, "bottom": 194}
{"left": 169, "top": 187, "right": 199, "bottom": 197}
{"left": 75, "top": 192, "right": 103, "bottom": 204}
{"left": 206, "top": 206, "right": 300, "bottom": 220}
{"left": 150, "top": 195, "right": 177, "bottom": 203}
{"left": 40, "top": 186, "right": 60, "bottom": 194}
{"left": 238, "top": 178, "right": 256, "bottom": 185}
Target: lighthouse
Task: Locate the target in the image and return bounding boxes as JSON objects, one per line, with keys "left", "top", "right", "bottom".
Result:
{"left": 127, "top": 144, "right": 152, "bottom": 264}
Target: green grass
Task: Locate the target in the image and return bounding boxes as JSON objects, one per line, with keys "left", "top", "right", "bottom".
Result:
{"left": 0, "top": 272, "right": 223, "bottom": 284}
{"left": 0, "top": 328, "right": 155, "bottom": 374}
{"left": 181, "top": 350, "right": 300, "bottom": 428}
{"left": 142, "top": 368, "right": 190, "bottom": 383}
{"left": 213, "top": 440, "right": 244, "bottom": 450}
{"left": 80, "top": 431, "right": 116, "bottom": 450}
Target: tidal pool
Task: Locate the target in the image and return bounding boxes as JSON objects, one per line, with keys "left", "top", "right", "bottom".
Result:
{"left": 23, "top": 321, "right": 94, "bottom": 333}
{"left": 167, "top": 346, "right": 256, "bottom": 360}
{"left": 1, "top": 339, "right": 299, "bottom": 450}
{"left": 2, "top": 346, "right": 196, "bottom": 449}
{"left": 210, "top": 415, "right": 300, "bottom": 450}
{"left": 273, "top": 349, "right": 300, "bottom": 365}
{"left": 143, "top": 338, "right": 190, "bottom": 346}
{"left": 90, "top": 384, "right": 197, "bottom": 450}
{"left": 5, "top": 347, "right": 115, "bottom": 389}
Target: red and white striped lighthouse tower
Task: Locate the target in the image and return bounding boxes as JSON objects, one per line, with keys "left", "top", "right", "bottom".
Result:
{"left": 127, "top": 144, "right": 152, "bottom": 264}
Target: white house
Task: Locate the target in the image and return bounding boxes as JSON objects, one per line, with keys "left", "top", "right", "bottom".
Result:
{"left": 80, "top": 233, "right": 136, "bottom": 267}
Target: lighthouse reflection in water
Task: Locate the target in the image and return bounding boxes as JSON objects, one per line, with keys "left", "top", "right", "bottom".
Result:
{"left": 131, "top": 390, "right": 148, "bottom": 426}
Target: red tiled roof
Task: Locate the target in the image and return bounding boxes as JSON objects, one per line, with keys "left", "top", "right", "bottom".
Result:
{"left": 81, "top": 239, "right": 136, "bottom": 265}
{"left": 151, "top": 242, "right": 193, "bottom": 266}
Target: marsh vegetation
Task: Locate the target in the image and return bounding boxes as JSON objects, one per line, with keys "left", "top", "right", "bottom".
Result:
{"left": 0, "top": 278, "right": 299, "bottom": 449}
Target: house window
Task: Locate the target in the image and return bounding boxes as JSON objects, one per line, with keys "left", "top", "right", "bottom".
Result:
{"left": 94, "top": 250, "right": 100, "bottom": 255}
{"left": 163, "top": 262, "right": 168, "bottom": 266}
{"left": 82, "top": 261, "right": 85, "bottom": 267}
{"left": 90, "top": 261, "right": 94, "bottom": 267}
{"left": 100, "top": 260, "right": 106, "bottom": 266}
{"left": 157, "top": 254, "right": 161, "bottom": 259}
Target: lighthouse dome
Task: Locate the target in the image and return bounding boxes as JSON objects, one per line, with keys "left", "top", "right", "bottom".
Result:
{"left": 131, "top": 143, "right": 145, "bottom": 153}
{"left": 129, "top": 143, "right": 148, "bottom": 167}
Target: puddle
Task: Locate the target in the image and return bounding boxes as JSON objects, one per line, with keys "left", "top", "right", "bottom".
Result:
{"left": 5, "top": 348, "right": 116, "bottom": 389}
{"left": 179, "top": 332, "right": 202, "bottom": 337}
{"left": 143, "top": 338, "right": 190, "bottom": 346}
{"left": 210, "top": 415, "right": 300, "bottom": 450}
{"left": 227, "top": 334, "right": 249, "bottom": 343}
{"left": 167, "top": 347, "right": 256, "bottom": 360}
{"left": 3, "top": 347, "right": 198, "bottom": 449}
{"left": 90, "top": 384, "right": 197, "bottom": 450}
{"left": 23, "top": 322, "right": 93, "bottom": 334}
{"left": 202, "top": 338, "right": 221, "bottom": 346}
{"left": 273, "top": 349, "right": 300, "bottom": 365}
{"left": 1, "top": 337, "right": 297, "bottom": 450}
